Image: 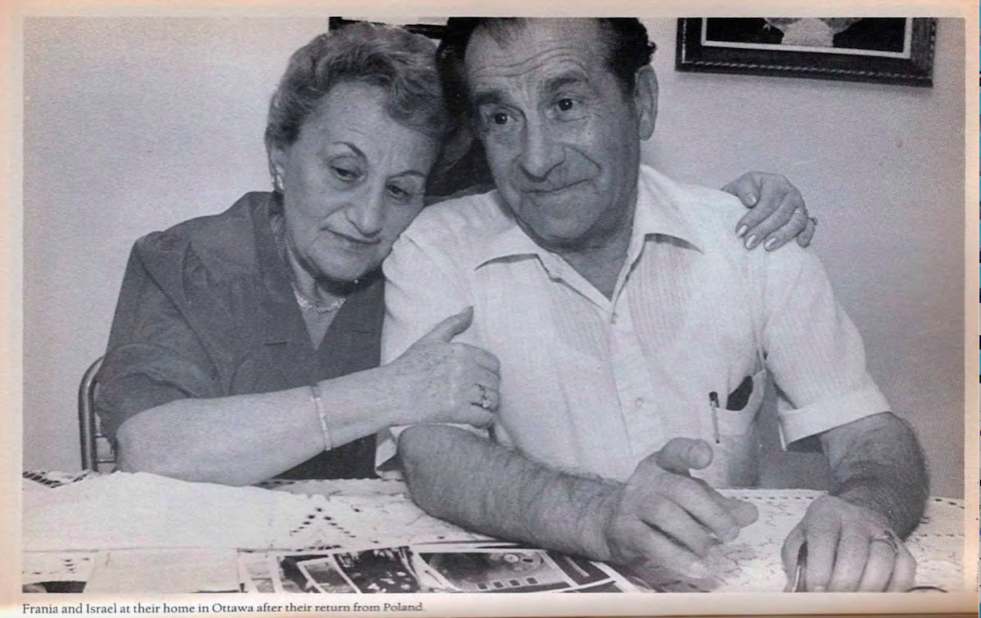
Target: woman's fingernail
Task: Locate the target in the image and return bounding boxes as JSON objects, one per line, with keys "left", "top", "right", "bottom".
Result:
{"left": 746, "top": 193, "right": 758, "bottom": 205}
{"left": 764, "top": 238, "right": 777, "bottom": 250}
{"left": 744, "top": 235, "right": 757, "bottom": 249}
{"left": 736, "top": 225, "right": 748, "bottom": 238}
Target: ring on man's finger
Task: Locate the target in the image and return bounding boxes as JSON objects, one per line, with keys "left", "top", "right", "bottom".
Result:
{"left": 475, "top": 384, "right": 493, "bottom": 410}
{"left": 870, "top": 529, "right": 900, "bottom": 553}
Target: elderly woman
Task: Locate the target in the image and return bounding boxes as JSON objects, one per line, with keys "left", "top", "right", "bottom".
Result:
{"left": 96, "top": 22, "right": 813, "bottom": 486}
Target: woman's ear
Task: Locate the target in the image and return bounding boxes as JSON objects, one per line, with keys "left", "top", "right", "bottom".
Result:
{"left": 266, "top": 140, "right": 289, "bottom": 191}
{"left": 633, "top": 65, "right": 658, "bottom": 140}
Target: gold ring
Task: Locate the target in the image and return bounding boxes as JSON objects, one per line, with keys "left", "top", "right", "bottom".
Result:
{"left": 870, "top": 529, "right": 899, "bottom": 553}
{"left": 476, "top": 384, "right": 493, "bottom": 410}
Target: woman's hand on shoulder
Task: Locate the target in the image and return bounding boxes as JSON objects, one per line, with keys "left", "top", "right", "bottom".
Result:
{"left": 722, "top": 171, "right": 817, "bottom": 251}
{"left": 381, "top": 307, "right": 500, "bottom": 428}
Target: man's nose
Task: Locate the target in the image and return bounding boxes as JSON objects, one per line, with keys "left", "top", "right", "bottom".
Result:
{"left": 347, "top": 186, "right": 385, "bottom": 236}
{"left": 518, "top": 121, "right": 564, "bottom": 181}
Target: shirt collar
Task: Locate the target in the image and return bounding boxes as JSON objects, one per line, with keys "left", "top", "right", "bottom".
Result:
{"left": 473, "top": 165, "right": 704, "bottom": 270}
{"left": 632, "top": 165, "right": 705, "bottom": 253}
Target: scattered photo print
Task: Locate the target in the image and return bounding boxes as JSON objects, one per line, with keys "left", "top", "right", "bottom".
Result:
{"left": 297, "top": 557, "right": 357, "bottom": 594}
{"left": 418, "top": 548, "right": 609, "bottom": 592}
{"left": 333, "top": 548, "right": 423, "bottom": 593}
{"left": 238, "top": 553, "right": 277, "bottom": 594}
{"left": 278, "top": 554, "right": 343, "bottom": 593}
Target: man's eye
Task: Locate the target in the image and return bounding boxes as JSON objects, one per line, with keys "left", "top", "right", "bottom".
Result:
{"left": 479, "top": 108, "right": 519, "bottom": 135}
{"left": 557, "top": 98, "right": 575, "bottom": 112}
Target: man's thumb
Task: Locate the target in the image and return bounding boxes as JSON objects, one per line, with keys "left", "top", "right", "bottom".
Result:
{"left": 420, "top": 306, "right": 474, "bottom": 343}
{"left": 654, "top": 438, "right": 713, "bottom": 475}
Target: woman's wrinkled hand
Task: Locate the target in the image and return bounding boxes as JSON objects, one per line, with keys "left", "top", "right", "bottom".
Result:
{"left": 383, "top": 307, "right": 501, "bottom": 428}
{"left": 722, "top": 171, "right": 816, "bottom": 250}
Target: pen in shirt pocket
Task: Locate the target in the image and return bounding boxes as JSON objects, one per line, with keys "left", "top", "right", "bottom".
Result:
{"left": 709, "top": 391, "right": 720, "bottom": 444}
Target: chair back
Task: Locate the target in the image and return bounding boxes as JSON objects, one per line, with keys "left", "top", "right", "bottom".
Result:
{"left": 78, "top": 356, "right": 115, "bottom": 471}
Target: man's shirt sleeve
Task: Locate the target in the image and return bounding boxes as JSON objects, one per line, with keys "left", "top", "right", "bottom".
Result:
{"left": 376, "top": 216, "right": 486, "bottom": 476}
{"left": 759, "top": 246, "right": 892, "bottom": 447}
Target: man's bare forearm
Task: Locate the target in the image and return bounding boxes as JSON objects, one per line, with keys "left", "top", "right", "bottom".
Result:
{"left": 820, "top": 412, "right": 928, "bottom": 538}
{"left": 398, "top": 424, "right": 617, "bottom": 560}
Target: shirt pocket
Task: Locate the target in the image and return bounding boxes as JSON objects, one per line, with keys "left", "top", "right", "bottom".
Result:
{"left": 717, "top": 368, "right": 767, "bottom": 439}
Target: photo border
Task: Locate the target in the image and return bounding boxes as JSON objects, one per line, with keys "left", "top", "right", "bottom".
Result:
{"left": 2, "top": 1, "right": 976, "bottom": 617}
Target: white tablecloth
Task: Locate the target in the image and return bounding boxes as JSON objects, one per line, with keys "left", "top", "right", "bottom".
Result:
{"left": 21, "top": 472, "right": 966, "bottom": 593}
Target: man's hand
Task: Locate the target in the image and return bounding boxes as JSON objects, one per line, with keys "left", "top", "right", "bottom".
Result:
{"left": 596, "top": 438, "right": 758, "bottom": 578}
{"left": 722, "top": 172, "right": 816, "bottom": 250}
{"left": 781, "top": 495, "right": 916, "bottom": 592}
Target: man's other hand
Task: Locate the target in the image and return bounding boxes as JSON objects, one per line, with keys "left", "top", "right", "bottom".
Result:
{"left": 596, "top": 438, "right": 758, "bottom": 578}
{"left": 781, "top": 495, "right": 917, "bottom": 592}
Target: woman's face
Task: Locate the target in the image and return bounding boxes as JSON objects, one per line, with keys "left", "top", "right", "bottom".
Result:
{"left": 269, "top": 81, "right": 440, "bottom": 283}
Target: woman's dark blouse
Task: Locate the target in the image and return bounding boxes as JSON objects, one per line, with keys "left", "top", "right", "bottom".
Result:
{"left": 96, "top": 192, "right": 382, "bottom": 479}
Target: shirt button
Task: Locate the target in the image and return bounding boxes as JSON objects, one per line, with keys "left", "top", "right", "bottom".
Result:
{"left": 634, "top": 397, "right": 645, "bottom": 408}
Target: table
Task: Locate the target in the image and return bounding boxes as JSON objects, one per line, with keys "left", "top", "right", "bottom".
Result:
{"left": 21, "top": 471, "right": 965, "bottom": 594}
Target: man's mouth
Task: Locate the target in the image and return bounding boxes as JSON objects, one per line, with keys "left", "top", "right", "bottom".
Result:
{"left": 522, "top": 179, "right": 588, "bottom": 197}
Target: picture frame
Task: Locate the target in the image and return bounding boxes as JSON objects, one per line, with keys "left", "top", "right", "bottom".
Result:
{"left": 676, "top": 18, "right": 937, "bottom": 87}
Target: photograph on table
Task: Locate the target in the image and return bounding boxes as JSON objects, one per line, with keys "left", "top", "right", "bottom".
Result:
{"left": 8, "top": 0, "right": 974, "bottom": 615}
{"left": 332, "top": 547, "right": 426, "bottom": 593}
{"left": 297, "top": 555, "right": 359, "bottom": 593}
{"left": 413, "top": 543, "right": 639, "bottom": 592}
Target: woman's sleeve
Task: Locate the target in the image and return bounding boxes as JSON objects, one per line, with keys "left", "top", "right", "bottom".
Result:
{"left": 95, "top": 236, "right": 222, "bottom": 441}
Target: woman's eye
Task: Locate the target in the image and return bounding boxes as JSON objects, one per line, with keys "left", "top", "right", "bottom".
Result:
{"left": 332, "top": 166, "right": 359, "bottom": 181}
{"left": 387, "top": 184, "right": 416, "bottom": 201}
{"left": 492, "top": 112, "right": 510, "bottom": 125}
{"left": 557, "top": 98, "right": 575, "bottom": 112}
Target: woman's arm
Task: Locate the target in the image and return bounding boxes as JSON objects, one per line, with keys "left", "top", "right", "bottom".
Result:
{"left": 115, "top": 308, "right": 498, "bottom": 486}
{"left": 115, "top": 368, "right": 399, "bottom": 486}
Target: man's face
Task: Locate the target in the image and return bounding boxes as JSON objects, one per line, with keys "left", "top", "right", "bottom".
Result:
{"left": 464, "top": 19, "right": 653, "bottom": 254}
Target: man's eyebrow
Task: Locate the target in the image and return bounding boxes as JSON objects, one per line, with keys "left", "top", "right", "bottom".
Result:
{"left": 470, "top": 88, "right": 508, "bottom": 108}
{"left": 541, "top": 73, "right": 588, "bottom": 95}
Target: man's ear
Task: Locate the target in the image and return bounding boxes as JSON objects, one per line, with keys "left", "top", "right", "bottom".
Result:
{"left": 633, "top": 65, "right": 658, "bottom": 140}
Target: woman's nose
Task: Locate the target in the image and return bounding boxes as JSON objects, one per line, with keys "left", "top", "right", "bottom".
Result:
{"left": 347, "top": 187, "right": 385, "bottom": 237}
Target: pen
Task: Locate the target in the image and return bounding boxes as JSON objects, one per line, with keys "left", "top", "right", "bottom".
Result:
{"left": 787, "top": 542, "right": 808, "bottom": 592}
{"left": 709, "top": 391, "right": 720, "bottom": 444}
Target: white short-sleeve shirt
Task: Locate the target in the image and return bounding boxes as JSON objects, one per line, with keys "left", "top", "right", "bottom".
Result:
{"left": 378, "top": 165, "right": 889, "bottom": 486}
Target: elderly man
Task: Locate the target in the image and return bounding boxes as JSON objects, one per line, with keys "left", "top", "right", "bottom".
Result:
{"left": 380, "top": 18, "right": 927, "bottom": 592}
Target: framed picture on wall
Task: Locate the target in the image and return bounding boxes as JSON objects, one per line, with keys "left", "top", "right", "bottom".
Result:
{"left": 676, "top": 18, "right": 936, "bottom": 86}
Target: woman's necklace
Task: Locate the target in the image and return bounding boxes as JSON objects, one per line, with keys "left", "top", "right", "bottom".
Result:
{"left": 291, "top": 282, "right": 346, "bottom": 314}
{"left": 270, "top": 207, "right": 347, "bottom": 315}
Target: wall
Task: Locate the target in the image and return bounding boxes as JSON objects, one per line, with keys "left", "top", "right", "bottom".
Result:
{"left": 642, "top": 19, "right": 965, "bottom": 496}
{"left": 22, "top": 17, "right": 966, "bottom": 497}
